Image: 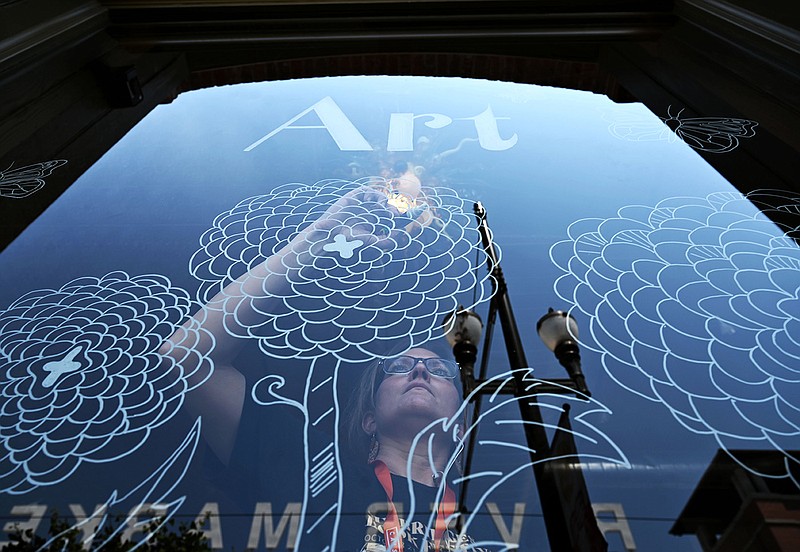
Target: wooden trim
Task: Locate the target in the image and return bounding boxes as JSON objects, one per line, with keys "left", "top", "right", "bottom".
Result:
{"left": 102, "top": 0, "right": 675, "bottom": 50}
{"left": 0, "top": 2, "right": 108, "bottom": 68}
{"left": 677, "top": 0, "right": 800, "bottom": 54}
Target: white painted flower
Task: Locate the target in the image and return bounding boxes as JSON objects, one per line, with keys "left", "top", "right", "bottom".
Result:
{"left": 0, "top": 272, "right": 212, "bottom": 494}
{"left": 551, "top": 192, "right": 800, "bottom": 469}
{"left": 190, "top": 178, "right": 494, "bottom": 362}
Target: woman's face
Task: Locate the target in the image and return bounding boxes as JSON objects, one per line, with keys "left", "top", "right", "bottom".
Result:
{"left": 369, "top": 348, "right": 461, "bottom": 438}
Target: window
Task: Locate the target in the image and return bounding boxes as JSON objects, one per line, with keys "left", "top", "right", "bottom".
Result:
{"left": 0, "top": 76, "right": 795, "bottom": 552}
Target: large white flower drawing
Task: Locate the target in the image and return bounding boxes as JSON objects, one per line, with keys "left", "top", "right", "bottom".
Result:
{"left": 0, "top": 271, "right": 213, "bottom": 494}
{"left": 191, "top": 179, "right": 490, "bottom": 360}
{"left": 190, "top": 177, "right": 495, "bottom": 550}
{"left": 550, "top": 191, "right": 800, "bottom": 479}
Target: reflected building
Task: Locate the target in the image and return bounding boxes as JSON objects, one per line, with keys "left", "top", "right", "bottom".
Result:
{"left": 672, "top": 450, "right": 800, "bottom": 552}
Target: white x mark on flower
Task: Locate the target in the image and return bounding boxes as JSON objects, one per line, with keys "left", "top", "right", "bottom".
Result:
{"left": 42, "top": 345, "right": 83, "bottom": 387}
{"left": 322, "top": 234, "right": 364, "bottom": 259}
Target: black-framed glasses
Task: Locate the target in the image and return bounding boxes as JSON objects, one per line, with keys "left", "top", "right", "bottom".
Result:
{"left": 379, "top": 356, "right": 460, "bottom": 379}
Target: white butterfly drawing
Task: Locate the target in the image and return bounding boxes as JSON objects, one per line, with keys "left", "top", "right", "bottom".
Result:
{"left": 0, "top": 159, "right": 68, "bottom": 199}
{"left": 607, "top": 106, "right": 758, "bottom": 153}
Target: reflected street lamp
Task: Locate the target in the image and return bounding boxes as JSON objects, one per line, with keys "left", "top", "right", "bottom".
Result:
{"left": 443, "top": 307, "right": 483, "bottom": 398}
{"left": 444, "top": 201, "right": 606, "bottom": 551}
{"left": 443, "top": 300, "right": 599, "bottom": 549}
{"left": 443, "top": 305, "right": 592, "bottom": 398}
{"left": 537, "top": 308, "right": 590, "bottom": 396}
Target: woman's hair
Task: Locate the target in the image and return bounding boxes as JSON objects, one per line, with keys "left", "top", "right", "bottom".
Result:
{"left": 343, "top": 357, "right": 384, "bottom": 463}
{"left": 342, "top": 338, "right": 458, "bottom": 462}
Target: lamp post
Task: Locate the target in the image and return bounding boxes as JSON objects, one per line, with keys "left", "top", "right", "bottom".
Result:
{"left": 443, "top": 308, "right": 482, "bottom": 399}
{"left": 537, "top": 308, "right": 590, "bottom": 396}
{"left": 444, "top": 202, "right": 606, "bottom": 551}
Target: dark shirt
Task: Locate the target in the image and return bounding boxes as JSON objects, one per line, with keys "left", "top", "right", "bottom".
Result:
{"left": 340, "top": 464, "right": 486, "bottom": 552}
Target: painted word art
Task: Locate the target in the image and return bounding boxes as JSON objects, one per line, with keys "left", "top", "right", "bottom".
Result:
{"left": 244, "top": 96, "right": 518, "bottom": 152}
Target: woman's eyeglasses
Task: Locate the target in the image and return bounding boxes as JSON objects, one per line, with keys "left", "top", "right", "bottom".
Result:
{"left": 379, "top": 356, "right": 460, "bottom": 379}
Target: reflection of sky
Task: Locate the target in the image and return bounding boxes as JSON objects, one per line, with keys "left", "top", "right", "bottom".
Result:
{"left": 0, "top": 75, "right": 771, "bottom": 551}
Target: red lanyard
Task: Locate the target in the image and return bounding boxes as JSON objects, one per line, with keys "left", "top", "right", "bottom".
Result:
{"left": 373, "top": 461, "right": 456, "bottom": 552}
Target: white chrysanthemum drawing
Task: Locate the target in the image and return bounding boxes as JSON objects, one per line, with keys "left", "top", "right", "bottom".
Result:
{"left": 0, "top": 271, "right": 212, "bottom": 494}
{"left": 550, "top": 191, "right": 800, "bottom": 478}
{"left": 191, "top": 178, "right": 490, "bottom": 361}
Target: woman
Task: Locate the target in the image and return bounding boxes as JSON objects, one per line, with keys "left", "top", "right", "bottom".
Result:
{"left": 160, "top": 164, "right": 430, "bottom": 466}
{"left": 161, "top": 164, "right": 482, "bottom": 549}
{"left": 340, "top": 342, "right": 479, "bottom": 552}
